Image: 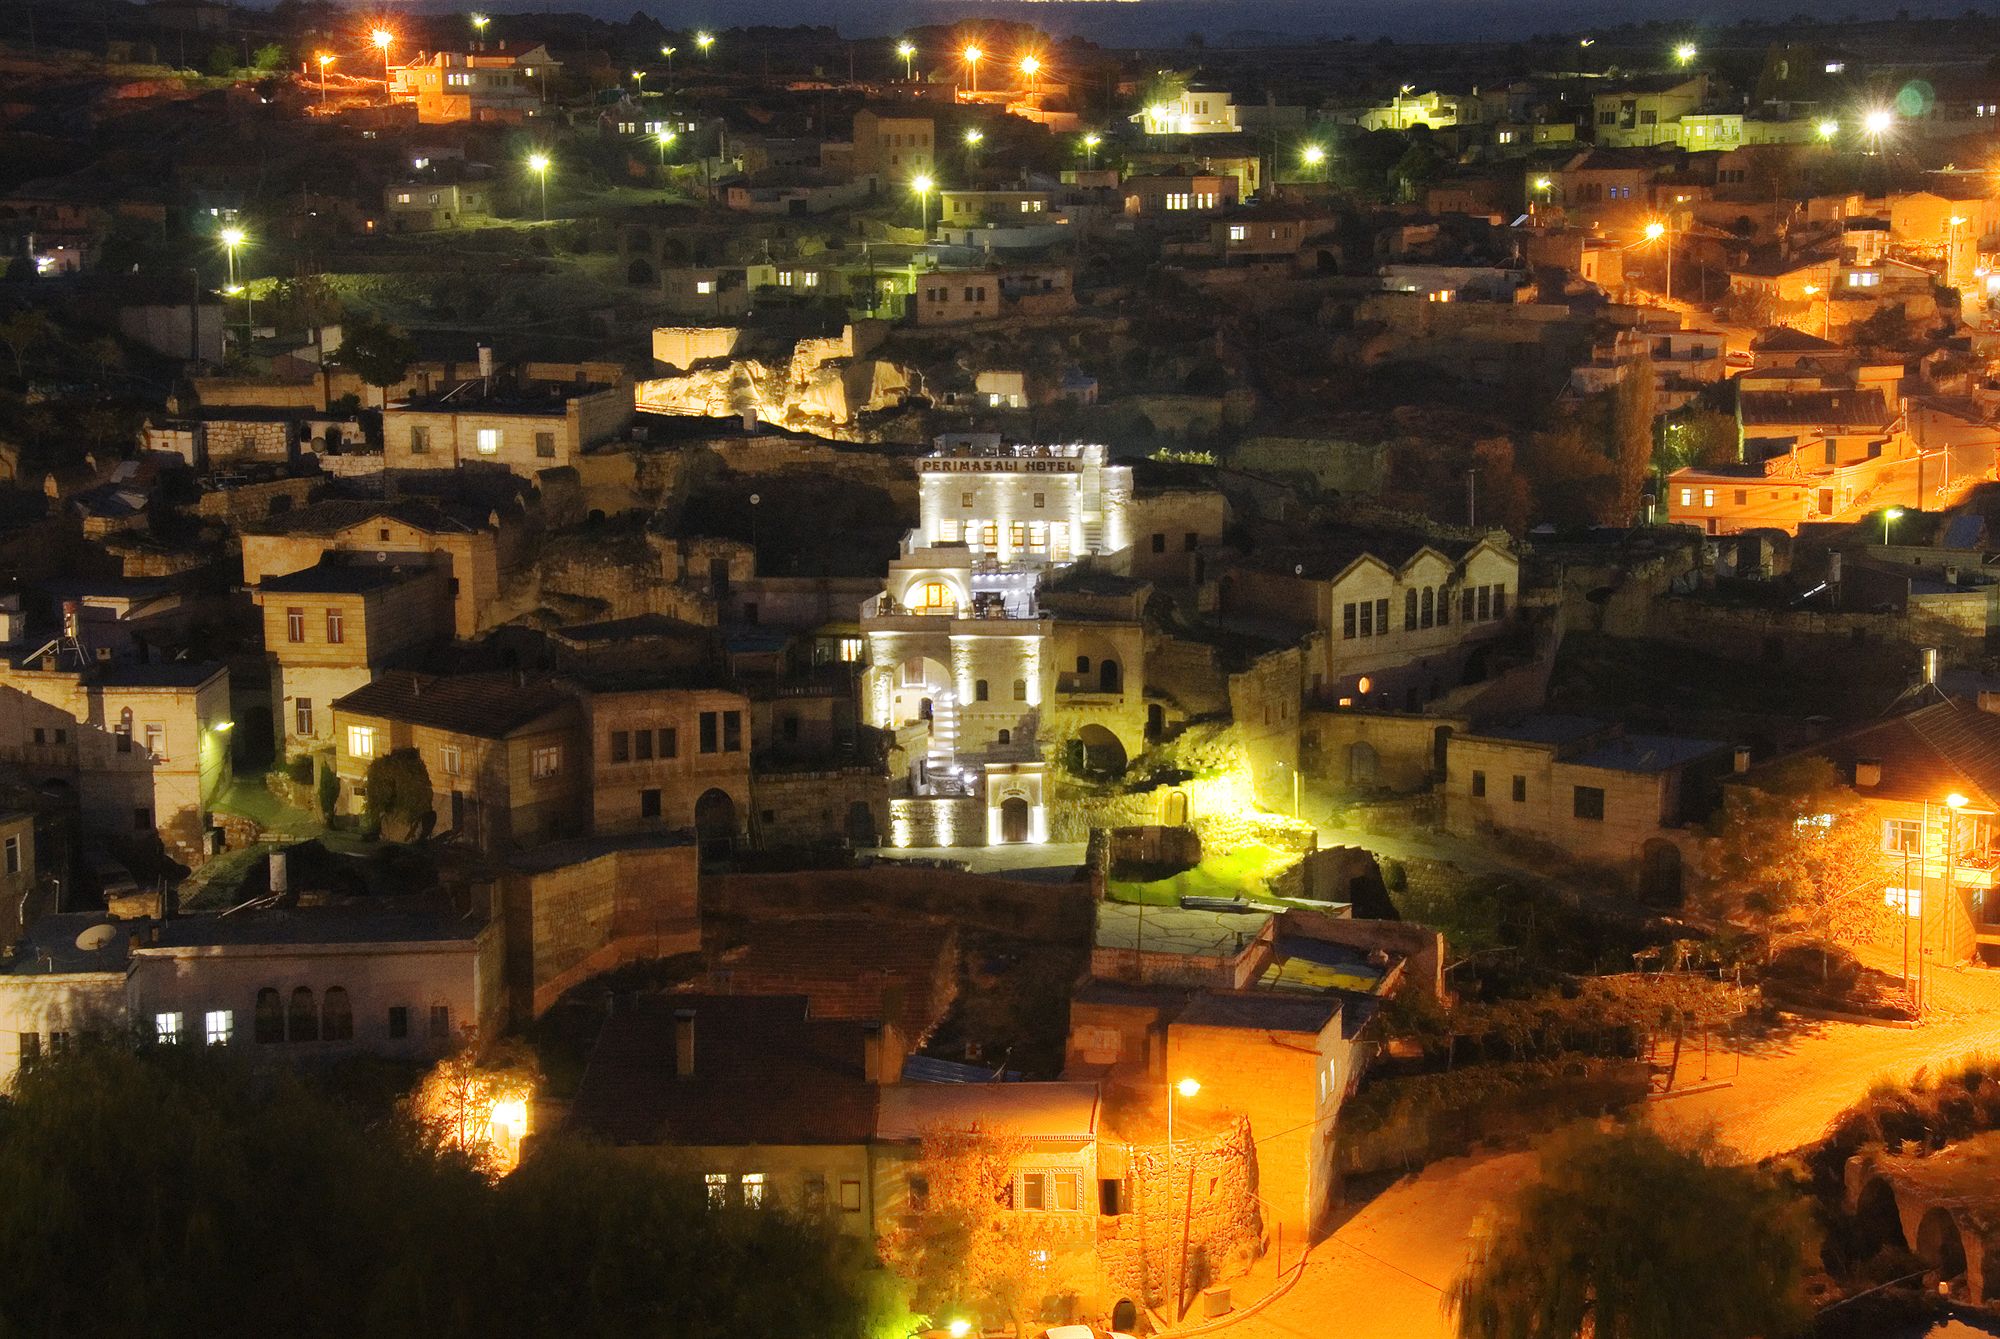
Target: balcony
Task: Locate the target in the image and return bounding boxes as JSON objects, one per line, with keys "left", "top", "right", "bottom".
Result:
{"left": 1056, "top": 671, "right": 1123, "bottom": 699}
{"left": 866, "top": 593, "right": 1042, "bottom": 622}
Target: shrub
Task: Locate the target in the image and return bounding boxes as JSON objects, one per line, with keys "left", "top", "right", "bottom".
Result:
{"left": 364, "top": 748, "right": 434, "bottom": 842}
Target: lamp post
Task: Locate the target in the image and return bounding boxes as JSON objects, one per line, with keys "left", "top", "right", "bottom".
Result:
{"left": 657, "top": 129, "right": 677, "bottom": 167}
{"left": 661, "top": 45, "right": 676, "bottom": 88}
{"left": 470, "top": 13, "right": 488, "bottom": 37}
{"left": 962, "top": 45, "right": 982, "bottom": 95}
{"left": 372, "top": 27, "right": 393, "bottom": 102}
{"left": 219, "top": 226, "right": 249, "bottom": 343}
{"left": 1817, "top": 118, "right": 1839, "bottom": 143}
{"left": 896, "top": 40, "right": 914, "bottom": 82}
{"left": 1020, "top": 54, "right": 1040, "bottom": 96}
{"left": 1301, "top": 143, "right": 1325, "bottom": 182}
{"left": 1674, "top": 41, "right": 1698, "bottom": 66}
{"left": 315, "top": 52, "right": 332, "bottom": 105}
{"left": 527, "top": 152, "right": 551, "bottom": 221}
{"left": 963, "top": 126, "right": 983, "bottom": 170}
{"left": 696, "top": 31, "right": 714, "bottom": 61}
{"left": 631, "top": 69, "right": 645, "bottom": 94}
{"left": 1802, "top": 283, "right": 1828, "bottom": 340}
{"left": 1645, "top": 218, "right": 1674, "bottom": 302}
{"left": 1949, "top": 214, "right": 1968, "bottom": 289}
{"left": 911, "top": 173, "right": 934, "bottom": 237}
{"left": 1083, "top": 132, "right": 1100, "bottom": 169}
{"left": 1864, "top": 107, "right": 1894, "bottom": 154}
{"left": 1883, "top": 506, "right": 1903, "bottom": 544}
{"left": 1938, "top": 791, "right": 1970, "bottom": 1013}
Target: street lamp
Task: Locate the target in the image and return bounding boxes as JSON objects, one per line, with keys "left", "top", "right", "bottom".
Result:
{"left": 656, "top": 129, "right": 677, "bottom": 166}
{"left": 911, "top": 173, "right": 934, "bottom": 236}
{"left": 1082, "top": 131, "right": 1101, "bottom": 168}
{"left": 896, "top": 40, "right": 915, "bottom": 81}
{"left": 1883, "top": 506, "right": 1903, "bottom": 544}
{"left": 1802, "top": 283, "right": 1829, "bottom": 340}
{"left": 1817, "top": 118, "right": 1839, "bottom": 142}
{"left": 527, "top": 151, "right": 551, "bottom": 221}
{"left": 470, "top": 13, "right": 488, "bottom": 35}
{"left": 372, "top": 27, "right": 394, "bottom": 100}
{"left": 1301, "top": 143, "right": 1326, "bottom": 181}
{"left": 661, "top": 45, "right": 676, "bottom": 86}
{"left": 315, "top": 52, "right": 333, "bottom": 105}
{"left": 1020, "top": 53, "right": 1041, "bottom": 95}
{"left": 962, "top": 44, "right": 982, "bottom": 94}
{"left": 1674, "top": 42, "right": 1698, "bottom": 65}
{"left": 695, "top": 31, "right": 714, "bottom": 60}
{"left": 631, "top": 69, "right": 645, "bottom": 93}
{"left": 218, "top": 226, "right": 250, "bottom": 340}
{"left": 1166, "top": 1076, "right": 1201, "bottom": 1321}
{"left": 1645, "top": 218, "right": 1674, "bottom": 302}
{"left": 1864, "top": 107, "right": 1894, "bottom": 154}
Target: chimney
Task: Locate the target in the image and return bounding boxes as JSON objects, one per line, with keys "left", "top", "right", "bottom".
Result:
{"left": 1945, "top": 565, "right": 1961, "bottom": 586}
{"left": 1855, "top": 758, "right": 1883, "bottom": 787}
{"left": 1826, "top": 552, "right": 1841, "bottom": 586}
{"left": 1923, "top": 647, "right": 1940, "bottom": 686}
{"left": 674, "top": 1008, "right": 695, "bottom": 1078}
{"left": 863, "top": 1021, "right": 905, "bottom": 1085}
{"left": 741, "top": 407, "right": 758, "bottom": 432}
{"left": 478, "top": 345, "right": 495, "bottom": 395}
{"left": 1732, "top": 745, "right": 1752, "bottom": 774}
{"left": 269, "top": 848, "right": 289, "bottom": 897}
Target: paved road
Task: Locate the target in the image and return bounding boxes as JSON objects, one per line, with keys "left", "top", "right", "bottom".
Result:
{"left": 1215, "top": 967, "right": 2000, "bottom": 1339}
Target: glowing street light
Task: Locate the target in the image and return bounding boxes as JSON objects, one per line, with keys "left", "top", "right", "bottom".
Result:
{"left": 470, "top": 12, "right": 488, "bottom": 34}
{"left": 1644, "top": 217, "right": 1675, "bottom": 301}
{"left": 631, "top": 69, "right": 645, "bottom": 92}
{"left": 527, "top": 151, "right": 551, "bottom": 221}
{"left": 1082, "top": 130, "right": 1101, "bottom": 168}
{"left": 896, "top": 40, "right": 915, "bottom": 81}
{"left": 947, "top": 1323, "right": 971, "bottom": 1339}
{"left": 1020, "top": 53, "right": 1041, "bottom": 94}
{"left": 1884, "top": 506, "right": 1903, "bottom": 543}
{"left": 1818, "top": 118, "right": 1839, "bottom": 141}
{"left": 218, "top": 225, "right": 245, "bottom": 288}
{"left": 1674, "top": 42, "right": 1698, "bottom": 66}
{"left": 911, "top": 172, "right": 935, "bottom": 235}
{"left": 695, "top": 31, "right": 714, "bottom": 59}
{"left": 661, "top": 45, "right": 676, "bottom": 85}
{"left": 1166, "top": 1074, "right": 1202, "bottom": 1320}
{"left": 1864, "top": 107, "right": 1894, "bottom": 143}
{"left": 315, "top": 52, "right": 333, "bottom": 105}
{"left": 962, "top": 44, "right": 982, "bottom": 94}
{"left": 1302, "top": 142, "right": 1326, "bottom": 181}
{"left": 656, "top": 128, "right": 677, "bottom": 165}
{"left": 372, "top": 27, "right": 394, "bottom": 101}
{"left": 964, "top": 127, "right": 983, "bottom": 147}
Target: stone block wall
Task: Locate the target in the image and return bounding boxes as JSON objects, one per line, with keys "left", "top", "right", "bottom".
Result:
{"left": 1096, "top": 1118, "right": 1263, "bottom": 1309}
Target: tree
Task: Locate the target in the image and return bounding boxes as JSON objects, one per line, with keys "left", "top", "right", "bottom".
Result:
{"left": 1451, "top": 1125, "right": 1811, "bottom": 1339}
{"left": 335, "top": 314, "right": 418, "bottom": 408}
{"left": 363, "top": 747, "right": 434, "bottom": 841}
{"left": 1702, "top": 757, "right": 1890, "bottom": 977}
{"left": 883, "top": 1124, "right": 1079, "bottom": 1336}
{"left": 408, "top": 1043, "right": 539, "bottom": 1176}
{"left": 0, "top": 309, "right": 53, "bottom": 385}
{"left": 1657, "top": 405, "right": 1740, "bottom": 473}
{"left": 250, "top": 42, "right": 287, "bottom": 72}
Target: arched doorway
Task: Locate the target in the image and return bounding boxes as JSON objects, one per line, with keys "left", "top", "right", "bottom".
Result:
{"left": 694, "top": 789, "right": 737, "bottom": 859}
{"left": 1146, "top": 703, "right": 1165, "bottom": 742}
{"left": 1347, "top": 741, "right": 1378, "bottom": 787}
{"left": 1074, "top": 724, "right": 1127, "bottom": 777}
{"left": 1163, "top": 790, "right": 1189, "bottom": 827}
{"left": 1918, "top": 1207, "right": 1967, "bottom": 1292}
{"left": 1112, "top": 1300, "right": 1138, "bottom": 1332}
{"left": 1853, "top": 1178, "right": 1906, "bottom": 1256}
{"left": 627, "top": 257, "right": 657, "bottom": 286}
{"left": 1000, "top": 796, "right": 1030, "bottom": 843}
{"left": 1099, "top": 659, "right": 1121, "bottom": 693}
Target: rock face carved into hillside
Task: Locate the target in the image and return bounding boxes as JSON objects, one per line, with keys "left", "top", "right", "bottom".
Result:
{"left": 636, "top": 326, "right": 919, "bottom": 439}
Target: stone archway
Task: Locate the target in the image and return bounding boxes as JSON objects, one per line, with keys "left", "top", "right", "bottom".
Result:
{"left": 1853, "top": 1177, "right": 1907, "bottom": 1257}
{"left": 694, "top": 788, "right": 737, "bottom": 859}
{"left": 1000, "top": 795, "right": 1030, "bottom": 844}
{"left": 627, "top": 257, "right": 657, "bottom": 286}
{"left": 1918, "top": 1206, "right": 1969, "bottom": 1292}
{"left": 1075, "top": 724, "right": 1127, "bottom": 777}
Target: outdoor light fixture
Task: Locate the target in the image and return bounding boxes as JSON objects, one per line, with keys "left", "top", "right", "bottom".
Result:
{"left": 1674, "top": 42, "right": 1697, "bottom": 65}
{"left": 1643, "top": 221, "right": 1665, "bottom": 241}
{"left": 1884, "top": 506, "right": 1904, "bottom": 543}
{"left": 371, "top": 27, "right": 392, "bottom": 49}
{"left": 1864, "top": 108, "right": 1894, "bottom": 136}
{"left": 911, "top": 173, "right": 935, "bottom": 234}
{"left": 896, "top": 40, "right": 915, "bottom": 80}
{"left": 470, "top": 13, "right": 488, "bottom": 31}
{"left": 1176, "top": 1077, "right": 1201, "bottom": 1098}
{"left": 695, "top": 32, "right": 714, "bottom": 59}
{"left": 527, "top": 151, "right": 551, "bottom": 220}
{"left": 962, "top": 44, "right": 983, "bottom": 93}
{"left": 964, "top": 128, "right": 983, "bottom": 145}
{"left": 1082, "top": 131, "right": 1101, "bottom": 167}
{"left": 1818, "top": 119, "right": 1839, "bottom": 140}
{"left": 1950, "top": 793, "right": 1970, "bottom": 810}
{"left": 1302, "top": 143, "right": 1326, "bottom": 181}
{"left": 948, "top": 1322, "right": 971, "bottom": 1339}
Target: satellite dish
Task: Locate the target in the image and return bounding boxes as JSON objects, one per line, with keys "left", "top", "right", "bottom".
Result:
{"left": 75, "top": 924, "right": 119, "bottom": 952}
{"left": 375, "top": 551, "right": 388, "bottom": 562}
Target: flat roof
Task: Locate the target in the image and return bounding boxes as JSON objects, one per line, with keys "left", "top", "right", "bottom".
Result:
{"left": 1093, "top": 902, "right": 1270, "bottom": 958}
{"left": 877, "top": 1081, "right": 1100, "bottom": 1141}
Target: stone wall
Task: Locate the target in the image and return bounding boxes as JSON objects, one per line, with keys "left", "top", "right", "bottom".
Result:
{"left": 1302, "top": 710, "right": 1458, "bottom": 792}
{"left": 1096, "top": 1118, "right": 1264, "bottom": 1309}
{"left": 751, "top": 768, "right": 889, "bottom": 848}
{"left": 1646, "top": 597, "right": 1968, "bottom": 668}
{"left": 194, "top": 476, "right": 320, "bottom": 526}
{"left": 888, "top": 796, "right": 984, "bottom": 848}
{"left": 1235, "top": 436, "right": 1390, "bottom": 496}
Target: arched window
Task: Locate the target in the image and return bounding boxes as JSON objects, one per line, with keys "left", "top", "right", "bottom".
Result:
{"left": 1437, "top": 589, "right": 1450, "bottom": 626}
{"left": 1075, "top": 655, "right": 1090, "bottom": 673}
{"left": 1099, "top": 660, "right": 1120, "bottom": 693}
{"left": 974, "top": 679, "right": 990, "bottom": 702}
{"left": 997, "top": 729, "right": 1011, "bottom": 745}
{"left": 288, "top": 987, "right": 318, "bottom": 1042}
{"left": 1421, "top": 587, "right": 1435, "bottom": 628}
{"left": 1012, "top": 679, "right": 1027, "bottom": 701}
{"left": 322, "top": 987, "right": 353, "bottom": 1041}
{"left": 255, "top": 988, "right": 283, "bottom": 1043}
{"left": 1404, "top": 589, "right": 1418, "bottom": 631}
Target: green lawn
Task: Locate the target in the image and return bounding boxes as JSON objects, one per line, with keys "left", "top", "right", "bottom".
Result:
{"left": 1106, "top": 844, "right": 1297, "bottom": 907}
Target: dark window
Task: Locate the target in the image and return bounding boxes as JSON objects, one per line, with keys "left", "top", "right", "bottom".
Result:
{"left": 700, "top": 712, "right": 719, "bottom": 754}
{"left": 641, "top": 788, "right": 662, "bottom": 818}
{"left": 286, "top": 608, "right": 305, "bottom": 643}
{"left": 610, "top": 730, "right": 630, "bottom": 763}
{"left": 1184, "top": 532, "right": 1198, "bottom": 551}
{"left": 1512, "top": 775, "right": 1526, "bottom": 803}
{"left": 295, "top": 699, "right": 313, "bottom": 736}
{"left": 322, "top": 987, "right": 353, "bottom": 1041}
{"left": 1573, "top": 786, "right": 1606, "bottom": 821}
{"left": 1462, "top": 589, "right": 1476, "bottom": 622}
{"left": 636, "top": 730, "right": 654, "bottom": 761}
{"left": 997, "top": 729, "right": 1011, "bottom": 744}
{"left": 1151, "top": 533, "right": 1166, "bottom": 553}
{"left": 1404, "top": 589, "right": 1418, "bottom": 631}
{"left": 429, "top": 1004, "right": 451, "bottom": 1038}
{"left": 782, "top": 715, "right": 799, "bottom": 741}
{"left": 1471, "top": 770, "right": 1486, "bottom": 798}
{"left": 387, "top": 1006, "right": 409, "bottom": 1039}
{"left": 409, "top": 426, "right": 430, "bottom": 455}
{"left": 1359, "top": 601, "right": 1374, "bottom": 637}
{"left": 1421, "top": 588, "right": 1435, "bottom": 629}
{"left": 975, "top": 680, "right": 989, "bottom": 702}
{"left": 1342, "top": 603, "right": 1357, "bottom": 640}
{"left": 325, "top": 609, "right": 344, "bottom": 644}
{"left": 1477, "top": 586, "right": 1492, "bottom": 621}
{"left": 723, "top": 711, "right": 743, "bottom": 752}
{"left": 534, "top": 431, "right": 556, "bottom": 459}
{"left": 1494, "top": 587, "right": 1508, "bottom": 618}
{"left": 30, "top": 728, "right": 42, "bottom": 745}
{"left": 1013, "top": 679, "right": 1026, "bottom": 701}
{"left": 132, "top": 807, "right": 150, "bottom": 832}
{"left": 660, "top": 727, "right": 678, "bottom": 759}
{"left": 1100, "top": 1178, "right": 1124, "bottom": 1215}
{"left": 1076, "top": 656, "right": 1090, "bottom": 673}
{"left": 255, "top": 988, "right": 284, "bottom": 1043}
{"left": 288, "top": 987, "right": 318, "bottom": 1042}
{"left": 1375, "top": 598, "right": 1389, "bottom": 633}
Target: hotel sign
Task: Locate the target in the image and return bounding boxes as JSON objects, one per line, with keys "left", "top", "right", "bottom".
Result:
{"left": 919, "top": 459, "right": 1078, "bottom": 474}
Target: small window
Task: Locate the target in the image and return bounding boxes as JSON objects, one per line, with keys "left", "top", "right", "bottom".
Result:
{"left": 3, "top": 835, "right": 18, "bottom": 876}
{"left": 1013, "top": 679, "right": 1027, "bottom": 701}
{"left": 1033, "top": 492, "right": 1045, "bottom": 508}
{"left": 975, "top": 679, "right": 990, "bottom": 702}
{"left": 611, "top": 730, "right": 630, "bottom": 764}
{"left": 723, "top": 712, "right": 743, "bottom": 753}
{"left": 1573, "top": 786, "right": 1606, "bottom": 821}
{"left": 255, "top": 988, "right": 283, "bottom": 1043}
{"left": 439, "top": 744, "right": 461, "bottom": 777}
{"left": 154, "top": 1011, "right": 184, "bottom": 1045}
{"left": 294, "top": 698, "right": 314, "bottom": 737}
{"left": 18, "top": 1033, "right": 37, "bottom": 1065}
{"left": 660, "top": 727, "right": 678, "bottom": 759}
{"left": 142, "top": 723, "right": 164, "bottom": 759}
{"left": 534, "top": 431, "right": 556, "bottom": 459}
{"left": 1512, "top": 775, "right": 1526, "bottom": 803}
{"left": 636, "top": 730, "right": 654, "bottom": 761}
{"left": 1152, "top": 533, "right": 1167, "bottom": 554}
{"left": 409, "top": 425, "right": 430, "bottom": 454}
{"left": 476, "top": 428, "right": 500, "bottom": 455}
{"left": 531, "top": 746, "right": 561, "bottom": 779}
{"left": 388, "top": 1006, "right": 409, "bottom": 1039}
{"left": 641, "top": 788, "right": 662, "bottom": 818}
{"left": 286, "top": 607, "right": 305, "bottom": 643}
{"left": 204, "top": 1009, "right": 233, "bottom": 1046}
{"left": 840, "top": 1178, "right": 863, "bottom": 1212}
{"left": 429, "top": 1004, "right": 451, "bottom": 1038}
{"left": 706, "top": 1173, "right": 729, "bottom": 1208}
{"left": 325, "top": 609, "right": 344, "bottom": 644}
{"left": 1020, "top": 1173, "right": 1047, "bottom": 1210}
{"left": 1471, "top": 770, "right": 1486, "bottom": 798}
{"left": 700, "top": 712, "right": 718, "bottom": 754}
{"left": 348, "top": 725, "right": 376, "bottom": 759}
{"left": 741, "top": 1173, "right": 767, "bottom": 1208}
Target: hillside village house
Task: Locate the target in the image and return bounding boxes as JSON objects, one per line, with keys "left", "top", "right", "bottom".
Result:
{"left": 1444, "top": 716, "right": 1733, "bottom": 899}
{"left": 0, "top": 900, "right": 498, "bottom": 1089}
{"left": 850, "top": 109, "right": 934, "bottom": 182}
{"left": 1135, "top": 85, "right": 1241, "bottom": 135}
{"left": 254, "top": 555, "right": 451, "bottom": 756}
{"left": 388, "top": 43, "right": 558, "bottom": 124}
{"left": 332, "top": 671, "right": 585, "bottom": 852}
{"left": 0, "top": 640, "right": 230, "bottom": 866}
{"left": 1590, "top": 75, "right": 1708, "bottom": 148}
{"left": 381, "top": 179, "right": 492, "bottom": 232}
{"left": 569, "top": 675, "right": 751, "bottom": 854}
{"left": 382, "top": 377, "right": 632, "bottom": 474}
{"left": 240, "top": 498, "right": 531, "bottom": 640}
{"left": 1214, "top": 532, "right": 1521, "bottom": 711}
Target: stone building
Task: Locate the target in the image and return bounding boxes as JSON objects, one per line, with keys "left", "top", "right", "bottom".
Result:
{"left": 253, "top": 555, "right": 451, "bottom": 757}
{"left": 331, "top": 671, "right": 585, "bottom": 852}
{"left": 382, "top": 377, "right": 631, "bottom": 475}
{"left": 240, "top": 498, "right": 533, "bottom": 641}
{"left": 567, "top": 673, "right": 751, "bottom": 854}
{"left": 850, "top": 108, "right": 935, "bottom": 183}
{"left": 388, "top": 42, "right": 559, "bottom": 125}
{"left": 499, "top": 835, "right": 700, "bottom": 1018}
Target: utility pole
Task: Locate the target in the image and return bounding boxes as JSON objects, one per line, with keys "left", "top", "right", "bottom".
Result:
{"left": 1466, "top": 466, "right": 1478, "bottom": 528}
